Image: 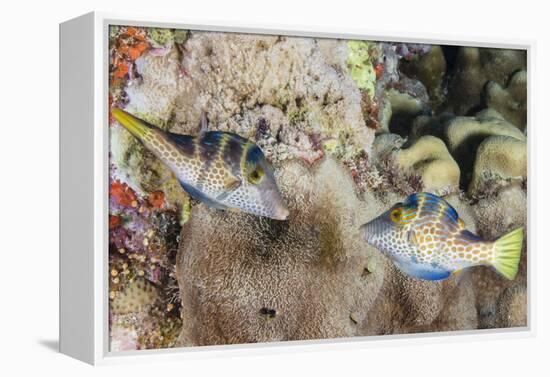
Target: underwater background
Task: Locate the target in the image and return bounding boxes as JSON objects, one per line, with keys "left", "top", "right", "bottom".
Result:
{"left": 107, "top": 26, "right": 527, "bottom": 351}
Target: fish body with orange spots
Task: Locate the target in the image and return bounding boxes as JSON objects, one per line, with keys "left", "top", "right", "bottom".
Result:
{"left": 111, "top": 108, "right": 289, "bottom": 220}
{"left": 360, "top": 192, "right": 523, "bottom": 281}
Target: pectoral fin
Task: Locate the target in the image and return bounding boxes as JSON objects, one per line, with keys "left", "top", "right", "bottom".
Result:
{"left": 213, "top": 175, "right": 242, "bottom": 202}
{"left": 407, "top": 230, "right": 420, "bottom": 247}
{"left": 224, "top": 176, "right": 242, "bottom": 191}
{"left": 178, "top": 179, "right": 228, "bottom": 210}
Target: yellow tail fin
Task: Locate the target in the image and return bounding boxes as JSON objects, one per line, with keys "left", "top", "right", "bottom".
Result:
{"left": 492, "top": 227, "right": 524, "bottom": 280}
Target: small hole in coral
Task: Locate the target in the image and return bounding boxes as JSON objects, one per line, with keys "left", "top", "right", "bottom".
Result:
{"left": 259, "top": 307, "right": 277, "bottom": 318}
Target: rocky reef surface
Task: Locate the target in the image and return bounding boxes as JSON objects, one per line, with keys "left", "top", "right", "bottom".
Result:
{"left": 108, "top": 26, "right": 527, "bottom": 349}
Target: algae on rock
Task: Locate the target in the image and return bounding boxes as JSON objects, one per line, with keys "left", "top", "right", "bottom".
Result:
{"left": 347, "top": 40, "right": 377, "bottom": 99}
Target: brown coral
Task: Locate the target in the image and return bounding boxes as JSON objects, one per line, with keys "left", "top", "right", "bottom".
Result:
{"left": 444, "top": 47, "right": 526, "bottom": 115}
{"left": 176, "top": 157, "right": 386, "bottom": 345}
{"left": 483, "top": 70, "right": 527, "bottom": 131}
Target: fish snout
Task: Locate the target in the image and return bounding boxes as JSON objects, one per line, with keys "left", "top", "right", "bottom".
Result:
{"left": 272, "top": 203, "right": 290, "bottom": 220}
{"left": 260, "top": 182, "right": 289, "bottom": 220}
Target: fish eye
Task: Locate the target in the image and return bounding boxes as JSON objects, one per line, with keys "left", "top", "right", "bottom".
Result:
{"left": 390, "top": 208, "right": 402, "bottom": 223}
{"left": 247, "top": 165, "right": 264, "bottom": 184}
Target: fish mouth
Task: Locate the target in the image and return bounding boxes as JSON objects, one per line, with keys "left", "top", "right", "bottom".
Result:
{"left": 270, "top": 202, "right": 290, "bottom": 220}
{"left": 112, "top": 108, "right": 151, "bottom": 139}
{"left": 260, "top": 183, "right": 289, "bottom": 220}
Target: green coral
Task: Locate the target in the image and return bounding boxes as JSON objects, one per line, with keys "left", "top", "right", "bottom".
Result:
{"left": 109, "top": 25, "right": 121, "bottom": 41}
{"left": 347, "top": 40, "right": 377, "bottom": 99}
{"left": 149, "top": 28, "right": 175, "bottom": 48}
{"left": 287, "top": 106, "right": 308, "bottom": 125}
{"left": 174, "top": 29, "right": 188, "bottom": 44}
{"left": 179, "top": 195, "right": 192, "bottom": 226}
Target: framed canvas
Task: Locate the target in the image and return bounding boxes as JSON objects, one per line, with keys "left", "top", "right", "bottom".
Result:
{"left": 59, "top": 12, "right": 533, "bottom": 365}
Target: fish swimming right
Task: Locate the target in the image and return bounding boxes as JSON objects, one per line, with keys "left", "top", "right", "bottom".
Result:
{"left": 112, "top": 108, "right": 289, "bottom": 220}
{"left": 360, "top": 192, "right": 523, "bottom": 281}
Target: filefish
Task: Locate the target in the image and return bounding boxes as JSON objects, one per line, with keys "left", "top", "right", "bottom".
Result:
{"left": 360, "top": 192, "right": 523, "bottom": 281}
{"left": 111, "top": 108, "right": 289, "bottom": 220}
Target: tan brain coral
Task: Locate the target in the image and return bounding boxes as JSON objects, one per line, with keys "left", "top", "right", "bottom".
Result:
{"left": 484, "top": 70, "right": 527, "bottom": 131}
{"left": 468, "top": 135, "right": 527, "bottom": 196}
{"left": 175, "top": 157, "right": 386, "bottom": 345}
{"left": 444, "top": 47, "right": 526, "bottom": 115}
{"left": 395, "top": 136, "right": 460, "bottom": 194}
{"left": 407, "top": 110, "right": 526, "bottom": 194}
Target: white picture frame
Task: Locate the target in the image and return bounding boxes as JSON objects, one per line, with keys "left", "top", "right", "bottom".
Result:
{"left": 59, "top": 11, "right": 535, "bottom": 365}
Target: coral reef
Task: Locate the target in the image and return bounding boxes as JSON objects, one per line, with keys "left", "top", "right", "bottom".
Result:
{"left": 408, "top": 109, "right": 526, "bottom": 193}
{"left": 108, "top": 160, "right": 183, "bottom": 350}
{"left": 443, "top": 47, "right": 526, "bottom": 116}
{"left": 483, "top": 70, "right": 527, "bottom": 131}
{"left": 400, "top": 45, "right": 447, "bottom": 110}
{"left": 107, "top": 26, "right": 528, "bottom": 349}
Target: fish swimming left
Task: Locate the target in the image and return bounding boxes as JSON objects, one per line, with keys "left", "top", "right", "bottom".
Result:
{"left": 112, "top": 108, "right": 289, "bottom": 220}
{"left": 360, "top": 192, "right": 523, "bottom": 281}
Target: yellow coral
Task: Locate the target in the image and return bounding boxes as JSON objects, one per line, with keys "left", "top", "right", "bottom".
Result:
{"left": 347, "top": 40, "right": 377, "bottom": 99}
{"left": 395, "top": 136, "right": 460, "bottom": 194}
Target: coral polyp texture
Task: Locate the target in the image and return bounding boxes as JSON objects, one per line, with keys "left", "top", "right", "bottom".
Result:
{"left": 108, "top": 25, "right": 528, "bottom": 350}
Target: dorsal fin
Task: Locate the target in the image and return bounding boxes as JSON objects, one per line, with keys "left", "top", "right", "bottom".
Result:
{"left": 165, "top": 132, "right": 196, "bottom": 157}
{"left": 404, "top": 192, "right": 460, "bottom": 223}
{"left": 198, "top": 111, "right": 208, "bottom": 135}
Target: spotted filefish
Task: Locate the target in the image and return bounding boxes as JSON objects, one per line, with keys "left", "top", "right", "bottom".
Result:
{"left": 112, "top": 108, "right": 289, "bottom": 220}
{"left": 360, "top": 192, "right": 523, "bottom": 281}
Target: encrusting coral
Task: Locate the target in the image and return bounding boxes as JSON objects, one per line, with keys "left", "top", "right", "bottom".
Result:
{"left": 172, "top": 33, "right": 374, "bottom": 165}
{"left": 107, "top": 26, "right": 528, "bottom": 349}
{"left": 111, "top": 278, "right": 159, "bottom": 315}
